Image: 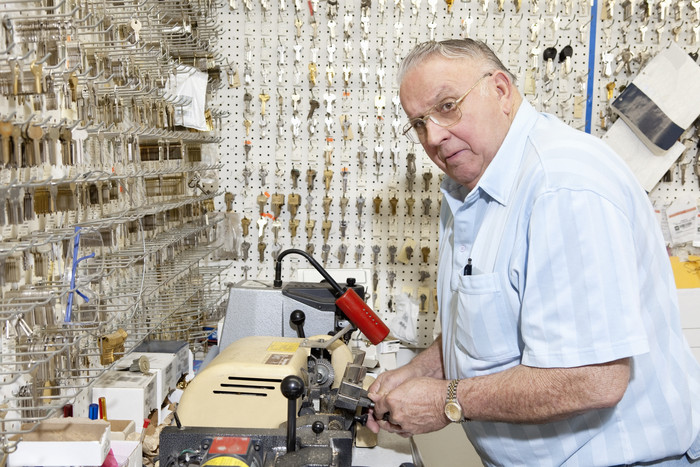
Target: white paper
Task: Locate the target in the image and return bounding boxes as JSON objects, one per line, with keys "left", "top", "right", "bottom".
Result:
{"left": 390, "top": 293, "right": 419, "bottom": 345}
{"left": 666, "top": 195, "right": 698, "bottom": 246}
{"left": 169, "top": 66, "right": 209, "bottom": 131}
{"left": 603, "top": 119, "right": 685, "bottom": 192}
{"left": 632, "top": 44, "right": 700, "bottom": 129}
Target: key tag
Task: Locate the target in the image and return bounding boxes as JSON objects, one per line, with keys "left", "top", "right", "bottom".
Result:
{"left": 228, "top": 65, "right": 240, "bottom": 88}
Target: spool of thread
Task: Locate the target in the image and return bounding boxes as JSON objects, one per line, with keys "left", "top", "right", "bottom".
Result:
{"left": 88, "top": 403, "right": 99, "bottom": 420}
{"left": 98, "top": 397, "right": 108, "bottom": 420}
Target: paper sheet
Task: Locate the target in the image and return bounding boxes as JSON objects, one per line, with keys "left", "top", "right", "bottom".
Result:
{"left": 602, "top": 119, "right": 685, "bottom": 192}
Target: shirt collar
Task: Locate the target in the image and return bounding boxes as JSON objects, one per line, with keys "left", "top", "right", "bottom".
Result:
{"left": 440, "top": 100, "right": 540, "bottom": 207}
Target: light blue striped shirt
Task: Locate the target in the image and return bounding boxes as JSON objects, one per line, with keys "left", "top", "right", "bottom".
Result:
{"left": 438, "top": 100, "right": 700, "bottom": 466}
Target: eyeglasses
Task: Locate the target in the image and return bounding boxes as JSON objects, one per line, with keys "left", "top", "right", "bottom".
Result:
{"left": 401, "top": 73, "right": 492, "bottom": 144}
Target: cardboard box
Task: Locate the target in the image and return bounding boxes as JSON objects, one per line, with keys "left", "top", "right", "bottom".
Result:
{"left": 92, "top": 370, "right": 157, "bottom": 432}
{"left": 108, "top": 419, "right": 135, "bottom": 441}
{"left": 8, "top": 418, "right": 110, "bottom": 467}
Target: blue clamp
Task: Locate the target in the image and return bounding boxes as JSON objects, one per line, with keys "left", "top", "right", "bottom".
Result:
{"left": 64, "top": 226, "right": 96, "bottom": 323}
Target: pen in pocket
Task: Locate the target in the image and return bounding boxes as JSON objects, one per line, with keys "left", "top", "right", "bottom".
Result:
{"left": 464, "top": 258, "right": 472, "bottom": 276}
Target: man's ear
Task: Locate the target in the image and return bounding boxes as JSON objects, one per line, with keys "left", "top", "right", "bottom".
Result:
{"left": 492, "top": 70, "right": 514, "bottom": 112}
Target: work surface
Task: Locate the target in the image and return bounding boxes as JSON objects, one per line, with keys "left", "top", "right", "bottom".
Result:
{"left": 352, "top": 430, "right": 413, "bottom": 466}
{"left": 353, "top": 424, "right": 483, "bottom": 467}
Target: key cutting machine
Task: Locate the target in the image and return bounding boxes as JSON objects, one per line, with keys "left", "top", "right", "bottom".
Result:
{"left": 160, "top": 249, "right": 391, "bottom": 467}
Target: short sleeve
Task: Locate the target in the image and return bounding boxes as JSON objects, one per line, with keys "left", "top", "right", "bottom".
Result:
{"left": 520, "top": 188, "right": 650, "bottom": 368}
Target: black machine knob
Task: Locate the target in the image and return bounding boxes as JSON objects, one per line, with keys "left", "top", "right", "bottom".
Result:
{"left": 311, "top": 421, "right": 325, "bottom": 434}
{"left": 346, "top": 277, "right": 356, "bottom": 286}
{"left": 290, "top": 310, "right": 306, "bottom": 339}
{"left": 281, "top": 375, "right": 304, "bottom": 453}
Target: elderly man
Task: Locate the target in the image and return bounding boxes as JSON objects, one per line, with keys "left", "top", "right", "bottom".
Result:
{"left": 367, "top": 38, "right": 700, "bottom": 466}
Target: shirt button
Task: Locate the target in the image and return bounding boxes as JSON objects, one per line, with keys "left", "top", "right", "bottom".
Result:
{"left": 459, "top": 245, "right": 466, "bottom": 252}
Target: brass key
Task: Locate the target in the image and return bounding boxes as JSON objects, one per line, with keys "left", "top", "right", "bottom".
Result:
{"left": 271, "top": 193, "right": 285, "bottom": 218}
{"left": 287, "top": 193, "right": 301, "bottom": 218}
{"left": 259, "top": 93, "right": 270, "bottom": 116}
{"left": 289, "top": 219, "right": 300, "bottom": 237}
{"left": 389, "top": 196, "right": 399, "bottom": 215}
{"left": 322, "top": 219, "right": 332, "bottom": 242}
{"left": 322, "top": 196, "right": 332, "bottom": 218}
{"left": 421, "top": 246, "right": 431, "bottom": 263}
{"left": 241, "top": 216, "right": 251, "bottom": 236}
{"left": 30, "top": 61, "right": 43, "bottom": 94}
{"left": 373, "top": 195, "right": 382, "bottom": 214}
{"left": 323, "top": 169, "right": 333, "bottom": 191}
{"left": 257, "top": 193, "right": 269, "bottom": 214}
{"left": 305, "top": 218, "right": 316, "bottom": 240}
{"left": 406, "top": 197, "right": 415, "bottom": 216}
{"left": 306, "top": 169, "right": 317, "bottom": 191}
{"left": 0, "top": 121, "right": 13, "bottom": 166}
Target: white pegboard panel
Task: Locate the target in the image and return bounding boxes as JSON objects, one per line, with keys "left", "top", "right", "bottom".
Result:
{"left": 588, "top": 0, "right": 700, "bottom": 257}
{"left": 215, "top": 0, "right": 699, "bottom": 347}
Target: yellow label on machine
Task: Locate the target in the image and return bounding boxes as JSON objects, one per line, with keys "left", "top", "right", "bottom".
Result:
{"left": 266, "top": 341, "right": 300, "bottom": 353}
{"left": 202, "top": 456, "right": 249, "bottom": 466}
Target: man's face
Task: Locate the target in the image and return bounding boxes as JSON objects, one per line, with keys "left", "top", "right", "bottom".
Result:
{"left": 399, "top": 55, "right": 515, "bottom": 190}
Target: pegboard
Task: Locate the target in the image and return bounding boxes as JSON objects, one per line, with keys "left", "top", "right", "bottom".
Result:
{"left": 215, "top": 0, "right": 700, "bottom": 348}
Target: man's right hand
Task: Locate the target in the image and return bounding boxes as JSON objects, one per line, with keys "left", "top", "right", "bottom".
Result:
{"left": 366, "top": 365, "right": 420, "bottom": 434}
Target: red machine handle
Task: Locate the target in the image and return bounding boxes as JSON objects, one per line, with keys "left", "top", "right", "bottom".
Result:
{"left": 335, "top": 288, "right": 390, "bottom": 345}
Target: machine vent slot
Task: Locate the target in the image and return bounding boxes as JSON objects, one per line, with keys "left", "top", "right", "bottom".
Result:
{"left": 220, "top": 383, "right": 275, "bottom": 390}
{"left": 227, "top": 376, "right": 283, "bottom": 383}
{"left": 212, "top": 376, "right": 282, "bottom": 397}
{"left": 213, "top": 390, "right": 269, "bottom": 397}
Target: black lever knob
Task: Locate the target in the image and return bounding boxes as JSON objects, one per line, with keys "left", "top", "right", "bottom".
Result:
{"left": 281, "top": 375, "right": 304, "bottom": 453}
{"left": 312, "top": 421, "right": 325, "bottom": 434}
{"left": 290, "top": 310, "right": 306, "bottom": 338}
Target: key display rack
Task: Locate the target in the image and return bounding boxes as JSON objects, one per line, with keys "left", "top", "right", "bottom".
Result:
{"left": 216, "top": 0, "right": 700, "bottom": 347}
{"left": 0, "top": 0, "right": 230, "bottom": 449}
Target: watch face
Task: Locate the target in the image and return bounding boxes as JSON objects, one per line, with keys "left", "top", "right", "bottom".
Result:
{"left": 445, "top": 401, "right": 463, "bottom": 422}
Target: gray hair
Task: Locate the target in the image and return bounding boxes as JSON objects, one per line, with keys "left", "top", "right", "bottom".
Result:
{"left": 397, "top": 39, "right": 516, "bottom": 86}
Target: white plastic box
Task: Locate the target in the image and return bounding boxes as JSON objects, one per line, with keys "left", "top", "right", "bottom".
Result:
{"left": 115, "top": 352, "right": 177, "bottom": 405}
{"left": 8, "top": 418, "right": 110, "bottom": 466}
{"left": 92, "top": 370, "right": 157, "bottom": 432}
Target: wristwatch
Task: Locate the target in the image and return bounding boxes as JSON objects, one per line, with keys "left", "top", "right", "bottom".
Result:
{"left": 444, "top": 379, "right": 466, "bottom": 423}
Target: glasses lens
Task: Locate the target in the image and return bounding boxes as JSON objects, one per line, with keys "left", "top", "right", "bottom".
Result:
{"left": 433, "top": 107, "right": 462, "bottom": 129}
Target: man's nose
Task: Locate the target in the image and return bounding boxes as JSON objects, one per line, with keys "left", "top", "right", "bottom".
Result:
{"left": 423, "top": 118, "right": 451, "bottom": 146}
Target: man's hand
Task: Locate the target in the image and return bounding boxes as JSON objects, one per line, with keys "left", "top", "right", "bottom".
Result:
{"left": 367, "top": 377, "right": 450, "bottom": 436}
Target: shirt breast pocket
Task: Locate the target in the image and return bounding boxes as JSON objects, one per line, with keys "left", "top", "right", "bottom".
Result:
{"left": 453, "top": 272, "right": 521, "bottom": 366}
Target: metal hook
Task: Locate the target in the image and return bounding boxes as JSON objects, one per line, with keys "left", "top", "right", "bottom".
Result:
{"left": 0, "top": 42, "right": 16, "bottom": 55}
{"left": 45, "top": 57, "right": 67, "bottom": 70}
{"left": 2, "top": 111, "right": 17, "bottom": 122}
{"left": 35, "top": 53, "right": 52, "bottom": 65}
